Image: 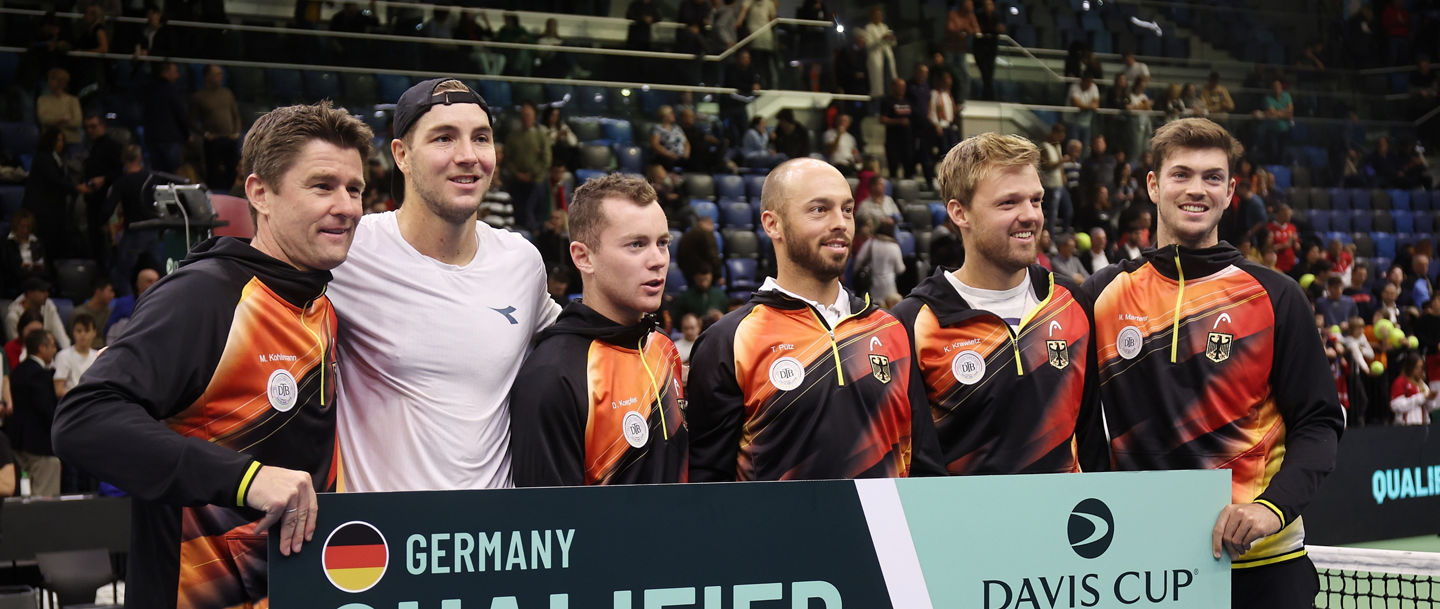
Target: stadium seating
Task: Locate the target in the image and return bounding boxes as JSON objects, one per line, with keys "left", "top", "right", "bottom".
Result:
{"left": 684, "top": 174, "right": 715, "bottom": 200}
{"left": 726, "top": 258, "right": 759, "bottom": 292}
{"left": 688, "top": 200, "right": 719, "bottom": 224}
{"left": 666, "top": 263, "right": 687, "bottom": 294}
{"left": 723, "top": 229, "right": 759, "bottom": 259}
{"left": 715, "top": 174, "right": 746, "bottom": 200}
{"left": 615, "top": 145, "right": 644, "bottom": 174}
{"left": 721, "top": 200, "right": 753, "bottom": 230}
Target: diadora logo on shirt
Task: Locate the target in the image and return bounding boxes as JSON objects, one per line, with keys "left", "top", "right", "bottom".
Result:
{"left": 489, "top": 306, "right": 519, "bottom": 325}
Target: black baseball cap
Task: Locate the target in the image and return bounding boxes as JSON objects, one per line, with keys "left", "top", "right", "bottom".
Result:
{"left": 392, "top": 78, "right": 491, "bottom": 140}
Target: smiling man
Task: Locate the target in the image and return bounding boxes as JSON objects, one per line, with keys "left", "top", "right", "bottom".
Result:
{"left": 686, "top": 158, "right": 938, "bottom": 481}
{"left": 1081, "top": 118, "right": 1342, "bottom": 609}
{"left": 327, "top": 78, "right": 561, "bottom": 492}
{"left": 893, "top": 133, "right": 1106, "bottom": 476}
{"left": 53, "top": 101, "right": 372, "bottom": 609}
{"left": 509, "top": 174, "right": 687, "bottom": 486}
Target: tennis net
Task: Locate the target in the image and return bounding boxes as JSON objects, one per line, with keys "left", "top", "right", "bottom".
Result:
{"left": 1311, "top": 545, "right": 1440, "bottom": 608}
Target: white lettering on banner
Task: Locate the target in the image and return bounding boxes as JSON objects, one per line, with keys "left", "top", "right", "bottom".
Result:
{"left": 406, "top": 530, "right": 576, "bottom": 575}
{"left": 1371, "top": 465, "right": 1440, "bottom": 504}
{"left": 333, "top": 582, "right": 841, "bottom": 609}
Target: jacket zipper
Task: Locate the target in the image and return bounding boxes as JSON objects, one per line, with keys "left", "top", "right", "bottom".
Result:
{"left": 1005, "top": 272, "right": 1057, "bottom": 376}
{"left": 636, "top": 336, "right": 669, "bottom": 440}
{"left": 1171, "top": 252, "right": 1186, "bottom": 364}
{"left": 807, "top": 294, "right": 870, "bottom": 387}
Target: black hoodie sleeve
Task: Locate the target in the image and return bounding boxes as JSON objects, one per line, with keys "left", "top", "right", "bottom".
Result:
{"left": 509, "top": 337, "right": 588, "bottom": 487}
{"left": 686, "top": 311, "right": 747, "bottom": 482}
{"left": 890, "top": 296, "right": 947, "bottom": 477}
{"left": 52, "top": 267, "right": 255, "bottom": 508}
{"left": 1249, "top": 265, "right": 1344, "bottom": 524}
{"left": 1057, "top": 276, "right": 1110, "bottom": 472}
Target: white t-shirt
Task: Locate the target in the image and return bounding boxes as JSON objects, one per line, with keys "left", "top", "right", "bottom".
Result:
{"left": 52, "top": 346, "right": 98, "bottom": 388}
{"left": 823, "top": 129, "right": 858, "bottom": 167}
{"left": 1069, "top": 82, "right": 1100, "bottom": 109}
{"left": 945, "top": 269, "right": 1041, "bottom": 330}
{"left": 327, "top": 212, "right": 561, "bottom": 492}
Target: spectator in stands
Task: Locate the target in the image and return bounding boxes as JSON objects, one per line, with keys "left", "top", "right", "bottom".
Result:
{"left": 4, "top": 311, "right": 43, "bottom": 370}
{"left": 1079, "top": 135, "right": 1116, "bottom": 206}
{"left": 905, "top": 64, "right": 937, "bottom": 186}
{"left": 645, "top": 164, "right": 685, "bottom": 226}
{"left": 1327, "top": 238, "right": 1355, "bottom": 287}
{"left": 505, "top": 101, "right": 552, "bottom": 232}
{"left": 857, "top": 176, "right": 900, "bottom": 234}
{"left": 1259, "top": 79, "right": 1294, "bottom": 164}
{"left": 497, "top": 13, "right": 536, "bottom": 77}
{"left": 456, "top": 11, "right": 504, "bottom": 75}
{"left": 650, "top": 105, "right": 690, "bottom": 170}
{"left": 1381, "top": 1, "right": 1413, "bottom": 66}
{"left": 1108, "top": 73, "right": 1130, "bottom": 112}
{"left": 23, "top": 128, "right": 81, "bottom": 260}
{"left": 1416, "top": 296, "right": 1440, "bottom": 379}
{"left": 1068, "top": 74, "right": 1101, "bottom": 153}
{"left": 36, "top": 68, "right": 83, "bottom": 149}
{"left": 973, "top": 0, "right": 1003, "bottom": 100}
{"left": 862, "top": 7, "right": 898, "bottom": 98}
{"left": 1339, "top": 314, "right": 1376, "bottom": 377}
{"left": 1375, "top": 281, "right": 1405, "bottom": 328}
{"left": 329, "top": 1, "right": 379, "bottom": 60}
{"left": 1062, "top": 138, "right": 1083, "bottom": 209}
{"left": 10, "top": 328, "right": 59, "bottom": 497}
{"left": 1404, "top": 254, "right": 1433, "bottom": 308}
{"left": 1040, "top": 123, "right": 1071, "bottom": 233}
{"left": 1366, "top": 136, "right": 1401, "bottom": 188}
{"left": 2, "top": 210, "right": 47, "bottom": 297}
{"left": 105, "top": 266, "right": 159, "bottom": 344}
{"left": 679, "top": 107, "right": 731, "bottom": 174}
{"left": 143, "top": 62, "right": 190, "bottom": 173}
{"left": 4, "top": 277, "right": 71, "bottom": 351}
{"left": 740, "top": 116, "right": 787, "bottom": 169}
{"left": 680, "top": 0, "right": 713, "bottom": 28}
{"left": 677, "top": 215, "right": 722, "bottom": 286}
{"left": 192, "top": 65, "right": 242, "bottom": 192}
{"left": 1390, "top": 353, "right": 1435, "bottom": 425}
{"left": 722, "top": 50, "right": 762, "bottom": 144}
{"left": 712, "top": 0, "right": 743, "bottom": 49}
{"left": 535, "top": 18, "right": 573, "bottom": 79}
{"left": 1200, "top": 72, "right": 1236, "bottom": 115}
{"left": 1125, "top": 78, "right": 1154, "bottom": 161}
{"left": 1222, "top": 179, "right": 1267, "bottom": 250}
{"left": 80, "top": 113, "right": 123, "bottom": 264}
{"left": 880, "top": 78, "right": 915, "bottom": 179}
{"left": 675, "top": 313, "right": 700, "bottom": 363}
{"left": 626, "top": 0, "right": 660, "bottom": 52}
{"left": 773, "top": 109, "right": 810, "bottom": 159}
{"left": 1049, "top": 232, "right": 1086, "bottom": 284}
{"left": 930, "top": 70, "right": 961, "bottom": 153}
{"left": 109, "top": 145, "right": 162, "bottom": 295}
{"left": 674, "top": 263, "right": 727, "bottom": 324}
{"left": 52, "top": 312, "right": 99, "bottom": 400}
{"left": 1080, "top": 226, "right": 1109, "bottom": 274}
{"left": 739, "top": 0, "right": 779, "bottom": 88}
{"left": 534, "top": 209, "right": 573, "bottom": 284}
{"left": 1410, "top": 58, "right": 1438, "bottom": 117}
{"left": 1113, "top": 161, "right": 1140, "bottom": 210}
{"left": 854, "top": 221, "right": 904, "bottom": 302}
{"left": 1119, "top": 51, "right": 1149, "bottom": 84}
{"left": 1348, "top": 264, "right": 1377, "bottom": 319}
{"left": 134, "top": 5, "right": 177, "bottom": 57}
{"left": 1316, "top": 276, "right": 1361, "bottom": 328}
{"left": 72, "top": 277, "right": 114, "bottom": 347}
{"left": 541, "top": 107, "right": 579, "bottom": 172}
{"left": 1267, "top": 203, "right": 1299, "bottom": 273}
{"left": 1400, "top": 147, "right": 1432, "bottom": 189}
{"left": 835, "top": 31, "right": 869, "bottom": 103}
{"left": 823, "top": 113, "right": 860, "bottom": 175}
{"left": 944, "top": 0, "right": 980, "bottom": 105}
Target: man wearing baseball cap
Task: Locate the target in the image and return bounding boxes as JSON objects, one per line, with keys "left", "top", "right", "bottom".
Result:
{"left": 327, "top": 78, "right": 561, "bottom": 491}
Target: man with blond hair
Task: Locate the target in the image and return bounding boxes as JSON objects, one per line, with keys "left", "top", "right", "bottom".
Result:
{"left": 894, "top": 133, "right": 1105, "bottom": 475}
{"left": 55, "top": 101, "right": 373, "bottom": 609}
{"left": 687, "top": 157, "right": 940, "bottom": 481}
{"left": 1082, "top": 118, "right": 1342, "bottom": 609}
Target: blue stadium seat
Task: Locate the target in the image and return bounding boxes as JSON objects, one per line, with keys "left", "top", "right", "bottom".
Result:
{"left": 1371, "top": 189, "right": 1391, "bottom": 210}
{"left": 1328, "top": 210, "right": 1350, "bottom": 232}
{"left": 896, "top": 230, "right": 916, "bottom": 258}
{"left": 1388, "top": 189, "right": 1411, "bottom": 211}
{"left": 377, "top": 74, "right": 412, "bottom": 103}
{"left": 1373, "top": 233, "right": 1398, "bottom": 260}
{"left": 1394, "top": 210, "right": 1415, "bottom": 233}
{"left": 715, "top": 174, "right": 746, "bottom": 200}
{"left": 1371, "top": 210, "right": 1393, "bottom": 233}
{"left": 575, "top": 169, "right": 606, "bottom": 183}
{"left": 1350, "top": 210, "right": 1371, "bottom": 232}
{"left": 0, "top": 185, "right": 23, "bottom": 222}
{"left": 929, "top": 202, "right": 948, "bottom": 227}
{"left": 723, "top": 228, "right": 759, "bottom": 258}
{"left": 0, "top": 122, "right": 39, "bottom": 158}
{"left": 1413, "top": 190, "right": 1433, "bottom": 211}
{"left": 689, "top": 200, "right": 719, "bottom": 224}
{"left": 52, "top": 298, "right": 73, "bottom": 326}
{"left": 1329, "top": 188, "right": 1350, "bottom": 212}
{"left": 721, "top": 200, "right": 753, "bottom": 229}
{"left": 726, "top": 258, "right": 759, "bottom": 291}
{"left": 477, "top": 81, "right": 513, "bottom": 111}
{"left": 579, "top": 144, "right": 615, "bottom": 170}
{"left": 684, "top": 174, "right": 715, "bottom": 199}
{"left": 1415, "top": 211, "right": 1435, "bottom": 234}
{"left": 1349, "top": 189, "right": 1370, "bottom": 210}
{"left": 601, "top": 119, "right": 633, "bottom": 145}
{"left": 1265, "top": 165, "right": 1291, "bottom": 190}
{"left": 304, "top": 71, "right": 342, "bottom": 102}
{"left": 744, "top": 174, "right": 766, "bottom": 200}
{"left": 668, "top": 229, "right": 682, "bottom": 259}
{"left": 615, "top": 145, "right": 643, "bottom": 174}
{"left": 665, "top": 264, "right": 687, "bottom": 294}
{"left": 1309, "top": 210, "right": 1330, "bottom": 232}
{"left": 1325, "top": 231, "right": 1351, "bottom": 246}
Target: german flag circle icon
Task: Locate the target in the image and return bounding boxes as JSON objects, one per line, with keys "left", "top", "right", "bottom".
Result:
{"left": 322, "top": 521, "right": 389, "bottom": 593}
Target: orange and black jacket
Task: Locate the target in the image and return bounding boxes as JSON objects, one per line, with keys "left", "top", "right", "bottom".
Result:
{"left": 892, "top": 265, "right": 1108, "bottom": 475}
{"left": 1082, "top": 243, "right": 1343, "bottom": 568}
{"left": 510, "top": 302, "right": 688, "bottom": 486}
{"left": 686, "top": 287, "right": 943, "bottom": 481}
{"left": 53, "top": 237, "right": 338, "bottom": 609}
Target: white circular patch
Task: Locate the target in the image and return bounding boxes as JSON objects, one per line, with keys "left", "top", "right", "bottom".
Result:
{"left": 768, "top": 356, "right": 805, "bottom": 391}
{"left": 950, "top": 350, "right": 986, "bottom": 385}
{"left": 1117, "top": 325, "right": 1144, "bottom": 360}
{"left": 622, "top": 410, "right": 649, "bottom": 448}
{"left": 267, "top": 369, "right": 298, "bottom": 412}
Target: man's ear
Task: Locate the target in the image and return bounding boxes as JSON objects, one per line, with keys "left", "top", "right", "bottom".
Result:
{"left": 570, "top": 240, "right": 594, "bottom": 276}
{"left": 245, "top": 174, "right": 269, "bottom": 219}
{"left": 947, "top": 198, "right": 970, "bottom": 231}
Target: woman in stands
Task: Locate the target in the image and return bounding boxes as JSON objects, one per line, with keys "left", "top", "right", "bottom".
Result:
{"left": 1391, "top": 353, "right": 1438, "bottom": 425}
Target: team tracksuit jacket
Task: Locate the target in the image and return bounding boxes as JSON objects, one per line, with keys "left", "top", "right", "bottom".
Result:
{"left": 686, "top": 287, "right": 943, "bottom": 481}
{"left": 1082, "top": 242, "right": 1343, "bottom": 568}
{"left": 892, "top": 265, "right": 1108, "bottom": 475}
{"left": 53, "top": 237, "right": 339, "bottom": 609}
{"left": 510, "top": 302, "right": 688, "bottom": 486}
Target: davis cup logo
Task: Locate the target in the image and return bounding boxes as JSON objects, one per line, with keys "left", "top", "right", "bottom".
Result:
{"left": 323, "top": 521, "right": 388, "bottom": 593}
{"left": 1068, "top": 498, "right": 1114, "bottom": 559}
